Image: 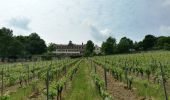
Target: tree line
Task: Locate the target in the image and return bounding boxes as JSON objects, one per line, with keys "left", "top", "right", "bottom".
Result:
{"left": 84, "top": 35, "right": 170, "bottom": 56}
{"left": 1, "top": 27, "right": 170, "bottom": 59}
{"left": 0, "top": 27, "right": 47, "bottom": 61}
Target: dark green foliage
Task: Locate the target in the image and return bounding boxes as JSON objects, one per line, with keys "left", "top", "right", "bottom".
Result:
{"left": 156, "top": 36, "right": 170, "bottom": 49}
{"left": 101, "top": 37, "right": 117, "bottom": 55}
{"left": 117, "top": 37, "right": 133, "bottom": 53}
{"left": 164, "top": 43, "right": 170, "bottom": 50}
{"left": 0, "top": 27, "right": 13, "bottom": 57}
{"left": 142, "top": 35, "right": 157, "bottom": 50}
{"left": 84, "top": 40, "right": 95, "bottom": 57}
{"left": 0, "top": 95, "right": 10, "bottom": 100}
{"left": 9, "top": 37, "right": 24, "bottom": 57}
{"left": 101, "top": 34, "right": 170, "bottom": 55}
{"left": 0, "top": 28, "right": 25, "bottom": 60}
{"left": 0, "top": 27, "right": 47, "bottom": 61}
{"left": 134, "top": 41, "right": 143, "bottom": 51}
{"left": 15, "top": 35, "right": 30, "bottom": 56}
{"left": 27, "top": 33, "right": 47, "bottom": 55}
{"left": 47, "top": 43, "right": 56, "bottom": 52}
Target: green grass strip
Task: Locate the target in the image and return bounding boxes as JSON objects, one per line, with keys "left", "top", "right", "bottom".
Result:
{"left": 64, "top": 60, "right": 102, "bottom": 100}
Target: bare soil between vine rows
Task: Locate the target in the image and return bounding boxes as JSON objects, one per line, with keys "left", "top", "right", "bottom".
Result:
{"left": 96, "top": 65, "right": 147, "bottom": 100}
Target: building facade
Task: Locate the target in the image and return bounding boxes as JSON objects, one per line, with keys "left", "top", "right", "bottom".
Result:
{"left": 54, "top": 41, "right": 85, "bottom": 56}
{"left": 53, "top": 41, "right": 101, "bottom": 57}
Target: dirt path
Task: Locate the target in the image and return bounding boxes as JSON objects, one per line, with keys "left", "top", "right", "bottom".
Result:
{"left": 96, "top": 65, "right": 141, "bottom": 100}
{"left": 64, "top": 60, "right": 102, "bottom": 100}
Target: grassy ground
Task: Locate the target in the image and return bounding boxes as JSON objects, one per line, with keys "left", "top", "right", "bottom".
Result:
{"left": 9, "top": 80, "right": 45, "bottom": 100}
{"left": 64, "top": 60, "right": 102, "bottom": 100}
{"left": 9, "top": 85, "right": 33, "bottom": 100}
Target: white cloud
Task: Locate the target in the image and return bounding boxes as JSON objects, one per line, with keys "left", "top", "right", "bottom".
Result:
{"left": 0, "top": 0, "right": 170, "bottom": 45}
{"left": 162, "top": 0, "right": 170, "bottom": 6}
{"left": 89, "top": 24, "right": 111, "bottom": 42}
{"left": 100, "top": 28, "right": 111, "bottom": 36}
{"left": 82, "top": 19, "right": 111, "bottom": 42}
{"left": 9, "top": 17, "right": 31, "bottom": 30}
{"left": 159, "top": 25, "right": 170, "bottom": 36}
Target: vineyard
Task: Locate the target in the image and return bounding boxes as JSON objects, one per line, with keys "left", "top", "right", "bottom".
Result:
{"left": 0, "top": 51, "right": 170, "bottom": 100}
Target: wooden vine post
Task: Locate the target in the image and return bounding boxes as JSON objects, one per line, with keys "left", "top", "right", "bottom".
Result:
{"left": 91, "top": 59, "right": 92, "bottom": 71}
{"left": 46, "top": 69, "right": 50, "bottom": 100}
{"left": 1, "top": 68, "right": 4, "bottom": 97}
{"left": 104, "top": 56, "right": 107, "bottom": 90}
{"left": 94, "top": 64, "right": 96, "bottom": 73}
{"left": 27, "top": 65, "right": 30, "bottom": 84}
{"left": 33, "top": 62, "right": 35, "bottom": 78}
{"left": 160, "top": 63, "right": 168, "bottom": 100}
{"left": 124, "top": 60, "right": 128, "bottom": 87}
{"left": 64, "top": 65, "right": 67, "bottom": 90}
{"left": 65, "top": 66, "right": 67, "bottom": 76}
{"left": 104, "top": 68, "right": 107, "bottom": 90}
{"left": 91, "top": 59, "right": 96, "bottom": 73}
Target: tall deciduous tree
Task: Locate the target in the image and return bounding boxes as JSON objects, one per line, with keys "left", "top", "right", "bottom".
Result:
{"left": 0, "top": 27, "right": 13, "bottom": 58}
{"left": 117, "top": 37, "right": 133, "bottom": 53}
{"left": 101, "top": 37, "right": 117, "bottom": 55}
{"left": 142, "top": 35, "right": 157, "bottom": 50}
{"left": 27, "top": 33, "right": 47, "bottom": 55}
{"left": 133, "top": 41, "right": 144, "bottom": 51}
{"left": 84, "top": 40, "right": 94, "bottom": 57}
{"left": 47, "top": 43, "right": 56, "bottom": 53}
{"left": 8, "top": 37, "right": 24, "bottom": 57}
{"left": 156, "top": 36, "right": 170, "bottom": 49}
{"left": 16, "top": 33, "right": 47, "bottom": 55}
{"left": 16, "top": 35, "right": 29, "bottom": 56}
{"left": 0, "top": 28, "right": 25, "bottom": 61}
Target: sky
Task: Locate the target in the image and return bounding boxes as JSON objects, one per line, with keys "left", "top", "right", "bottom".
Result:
{"left": 0, "top": 0, "right": 170, "bottom": 46}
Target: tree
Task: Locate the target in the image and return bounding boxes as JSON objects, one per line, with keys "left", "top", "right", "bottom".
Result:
{"left": 84, "top": 40, "right": 94, "bottom": 57}
{"left": 117, "top": 37, "right": 133, "bottom": 53}
{"left": 142, "top": 35, "right": 157, "bottom": 50}
{"left": 15, "top": 35, "right": 30, "bottom": 56}
{"left": 0, "top": 27, "right": 14, "bottom": 59}
{"left": 156, "top": 36, "right": 170, "bottom": 49}
{"left": 101, "top": 37, "right": 117, "bottom": 55}
{"left": 8, "top": 37, "right": 24, "bottom": 57}
{"left": 47, "top": 43, "right": 56, "bottom": 53}
{"left": 16, "top": 33, "right": 47, "bottom": 55}
{"left": 0, "top": 27, "right": 26, "bottom": 61}
{"left": 27, "top": 33, "right": 47, "bottom": 55}
{"left": 134, "top": 41, "right": 143, "bottom": 51}
{"left": 164, "top": 43, "right": 170, "bottom": 50}
{"left": 0, "top": 27, "right": 47, "bottom": 61}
